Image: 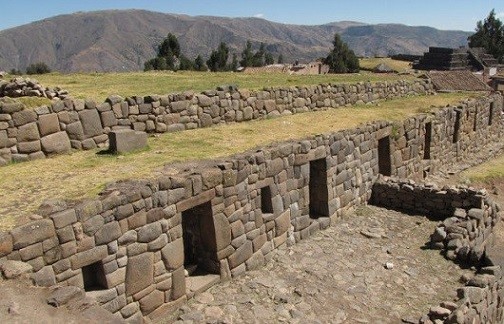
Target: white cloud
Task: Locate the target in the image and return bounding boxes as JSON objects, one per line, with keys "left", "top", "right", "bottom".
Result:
{"left": 497, "top": 12, "right": 504, "bottom": 19}
{"left": 253, "top": 13, "right": 264, "bottom": 18}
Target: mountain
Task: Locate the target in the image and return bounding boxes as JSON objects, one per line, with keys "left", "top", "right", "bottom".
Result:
{"left": 0, "top": 9, "right": 472, "bottom": 72}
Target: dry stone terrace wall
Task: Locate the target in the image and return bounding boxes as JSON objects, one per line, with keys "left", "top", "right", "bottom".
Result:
{"left": 371, "top": 178, "right": 504, "bottom": 323}
{"left": 0, "top": 79, "right": 433, "bottom": 165}
{"left": 0, "top": 92, "right": 502, "bottom": 322}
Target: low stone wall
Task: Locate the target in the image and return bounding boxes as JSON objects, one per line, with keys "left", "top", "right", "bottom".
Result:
{"left": 371, "top": 177, "right": 503, "bottom": 323}
{"left": 0, "top": 79, "right": 433, "bottom": 165}
{"left": 0, "top": 92, "right": 502, "bottom": 322}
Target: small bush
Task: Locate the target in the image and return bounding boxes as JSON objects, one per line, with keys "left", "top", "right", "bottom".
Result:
{"left": 26, "top": 62, "right": 51, "bottom": 75}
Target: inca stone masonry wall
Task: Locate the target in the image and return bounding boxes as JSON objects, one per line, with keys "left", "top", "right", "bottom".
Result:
{"left": 0, "top": 80, "right": 432, "bottom": 165}
{"left": 371, "top": 178, "right": 503, "bottom": 323}
{"left": 0, "top": 89, "right": 502, "bottom": 322}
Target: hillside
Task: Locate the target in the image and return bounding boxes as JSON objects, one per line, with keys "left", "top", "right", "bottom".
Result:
{"left": 0, "top": 9, "right": 471, "bottom": 72}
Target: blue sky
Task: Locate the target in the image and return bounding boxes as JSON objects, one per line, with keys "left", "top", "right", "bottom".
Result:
{"left": 0, "top": 1, "right": 503, "bottom": 32}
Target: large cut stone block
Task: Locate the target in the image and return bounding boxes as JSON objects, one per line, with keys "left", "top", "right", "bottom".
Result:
{"left": 70, "top": 245, "right": 108, "bottom": 269}
{"left": 16, "top": 122, "right": 40, "bottom": 142}
{"left": 38, "top": 113, "right": 60, "bottom": 136}
{"left": 13, "top": 110, "right": 37, "bottom": 127}
{"left": 40, "top": 131, "right": 71, "bottom": 155}
{"left": 228, "top": 240, "right": 253, "bottom": 269}
{"left": 79, "top": 109, "right": 103, "bottom": 138}
{"left": 10, "top": 219, "right": 56, "bottom": 249}
{"left": 108, "top": 129, "right": 147, "bottom": 154}
{"left": 161, "top": 238, "right": 184, "bottom": 270}
{"left": 126, "top": 253, "right": 154, "bottom": 296}
{"left": 275, "top": 210, "right": 291, "bottom": 236}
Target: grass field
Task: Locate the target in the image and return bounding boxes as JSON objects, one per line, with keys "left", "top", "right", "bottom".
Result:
{"left": 0, "top": 92, "right": 478, "bottom": 230}
{"left": 459, "top": 155, "right": 504, "bottom": 183}
{"left": 25, "top": 69, "right": 415, "bottom": 102}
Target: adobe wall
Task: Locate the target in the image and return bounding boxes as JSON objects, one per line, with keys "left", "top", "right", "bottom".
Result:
{"left": 0, "top": 79, "right": 432, "bottom": 165}
{"left": 0, "top": 90, "right": 502, "bottom": 322}
{"left": 371, "top": 178, "right": 503, "bottom": 323}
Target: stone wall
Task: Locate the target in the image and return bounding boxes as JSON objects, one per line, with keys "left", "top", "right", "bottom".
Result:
{"left": 371, "top": 177, "right": 503, "bottom": 323}
{"left": 0, "top": 79, "right": 433, "bottom": 165}
{"left": 0, "top": 91, "right": 502, "bottom": 322}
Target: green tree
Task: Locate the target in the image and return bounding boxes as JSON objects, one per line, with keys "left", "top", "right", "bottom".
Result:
{"left": 26, "top": 62, "right": 51, "bottom": 74}
{"left": 252, "top": 43, "right": 266, "bottom": 67}
{"left": 207, "top": 42, "right": 229, "bottom": 72}
{"left": 240, "top": 40, "right": 254, "bottom": 68}
{"left": 324, "top": 34, "right": 359, "bottom": 73}
{"left": 194, "top": 55, "right": 207, "bottom": 71}
{"left": 277, "top": 54, "right": 284, "bottom": 64}
{"left": 158, "top": 33, "right": 181, "bottom": 58}
{"left": 230, "top": 53, "right": 239, "bottom": 71}
{"left": 265, "top": 52, "right": 275, "bottom": 65}
{"left": 468, "top": 9, "right": 504, "bottom": 63}
{"left": 178, "top": 55, "right": 194, "bottom": 71}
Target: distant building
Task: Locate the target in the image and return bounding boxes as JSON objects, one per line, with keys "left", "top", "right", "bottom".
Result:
{"left": 241, "top": 61, "right": 329, "bottom": 75}
{"left": 413, "top": 47, "right": 499, "bottom": 74}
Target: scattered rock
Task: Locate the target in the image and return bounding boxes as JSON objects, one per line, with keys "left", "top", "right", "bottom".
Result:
{"left": 0, "top": 260, "right": 33, "bottom": 279}
{"left": 385, "top": 262, "right": 394, "bottom": 270}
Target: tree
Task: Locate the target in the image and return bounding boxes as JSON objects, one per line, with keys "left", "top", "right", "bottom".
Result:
{"left": 207, "top": 42, "right": 229, "bottom": 72}
{"left": 240, "top": 41, "right": 254, "bottom": 68}
{"left": 145, "top": 33, "right": 182, "bottom": 71}
{"left": 324, "top": 34, "right": 359, "bottom": 73}
{"left": 194, "top": 55, "right": 207, "bottom": 71}
{"left": 230, "top": 53, "right": 239, "bottom": 71}
{"left": 178, "top": 55, "right": 194, "bottom": 71}
{"left": 277, "top": 54, "right": 284, "bottom": 64}
{"left": 265, "top": 52, "right": 275, "bottom": 65}
{"left": 468, "top": 9, "right": 504, "bottom": 63}
{"left": 158, "top": 33, "right": 181, "bottom": 58}
{"left": 26, "top": 62, "right": 51, "bottom": 74}
{"left": 252, "top": 43, "right": 266, "bottom": 67}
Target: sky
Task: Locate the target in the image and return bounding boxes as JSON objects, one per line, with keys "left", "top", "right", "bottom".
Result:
{"left": 0, "top": 1, "right": 503, "bottom": 32}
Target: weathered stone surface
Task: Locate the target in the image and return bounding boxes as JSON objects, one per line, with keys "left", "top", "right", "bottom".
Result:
{"left": 46, "top": 286, "right": 85, "bottom": 307}
{"left": 79, "top": 109, "right": 103, "bottom": 137}
{"left": 70, "top": 245, "right": 108, "bottom": 269}
{"left": 10, "top": 219, "right": 56, "bottom": 249}
{"left": 13, "top": 110, "right": 37, "bottom": 126}
{"left": 0, "top": 232, "right": 13, "bottom": 257}
{"left": 171, "top": 267, "right": 186, "bottom": 300}
{"left": 161, "top": 238, "right": 184, "bottom": 270}
{"left": 50, "top": 209, "right": 77, "bottom": 229}
{"left": 228, "top": 240, "right": 253, "bottom": 269}
{"left": 0, "top": 260, "right": 33, "bottom": 278}
{"left": 138, "top": 222, "right": 162, "bottom": 243}
{"left": 214, "top": 213, "right": 232, "bottom": 252}
{"left": 275, "top": 210, "right": 291, "bottom": 236}
{"left": 108, "top": 129, "right": 147, "bottom": 154}
{"left": 38, "top": 113, "right": 60, "bottom": 136}
{"left": 16, "top": 122, "right": 40, "bottom": 142}
{"left": 126, "top": 253, "right": 154, "bottom": 296}
{"left": 139, "top": 289, "right": 164, "bottom": 314}
{"left": 94, "top": 221, "right": 122, "bottom": 245}
{"left": 40, "top": 131, "right": 71, "bottom": 155}
{"left": 31, "top": 265, "right": 56, "bottom": 287}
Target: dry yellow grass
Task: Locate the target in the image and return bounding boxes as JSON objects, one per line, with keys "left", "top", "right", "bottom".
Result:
{"left": 29, "top": 70, "right": 414, "bottom": 102}
{"left": 0, "top": 92, "right": 477, "bottom": 230}
{"left": 459, "top": 155, "right": 504, "bottom": 184}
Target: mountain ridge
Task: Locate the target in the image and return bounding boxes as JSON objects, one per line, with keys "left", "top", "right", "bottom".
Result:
{"left": 0, "top": 9, "right": 472, "bottom": 72}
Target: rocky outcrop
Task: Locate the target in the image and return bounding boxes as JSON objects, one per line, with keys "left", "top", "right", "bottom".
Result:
{"left": 0, "top": 77, "right": 70, "bottom": 99}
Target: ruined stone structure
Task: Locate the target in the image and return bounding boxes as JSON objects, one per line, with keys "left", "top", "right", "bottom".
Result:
{"left": 414, "top": 47, "right": 500, "bottom": 73}
{"left": 0, "top": 80, "right": 432, "bottom": 166}
{"left": 0, "top": 81, "right": 503, "bottom": 322}
{"left": 372, "top": 178, "right": 503, "bottom": 323}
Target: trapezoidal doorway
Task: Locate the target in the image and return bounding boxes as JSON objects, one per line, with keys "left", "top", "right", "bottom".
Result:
{"left": 181, "top": 201, "right": 220, "bottom": 296}
{"left": 378, "top": 136, "right": 392, "bottom": 176}
{"left": 309, "top": 158, "right": 329, "bottom": 219}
